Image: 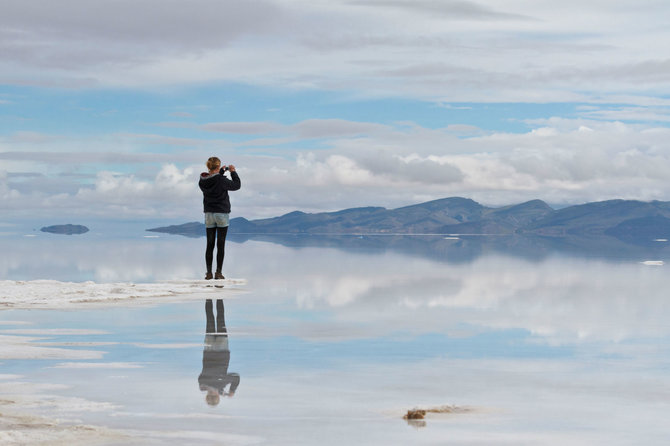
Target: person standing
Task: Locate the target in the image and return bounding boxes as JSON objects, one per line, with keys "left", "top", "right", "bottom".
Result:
{"left": 198, "top": 157, "right": 241, "bottom": 280}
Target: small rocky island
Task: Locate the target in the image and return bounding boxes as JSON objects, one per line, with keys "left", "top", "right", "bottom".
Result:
{"left": 40, "top": 224, "right": 89, "bottom": 235}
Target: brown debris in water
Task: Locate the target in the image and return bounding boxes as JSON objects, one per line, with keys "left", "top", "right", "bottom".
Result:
{"left": 403, "top": 409, "right": 426, "bottom": 420}
{"left": 403, "top": 405, "right": 473, "bottom": 425}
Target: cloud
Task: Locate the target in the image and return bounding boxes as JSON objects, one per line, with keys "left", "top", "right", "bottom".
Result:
{"left": 1, "top": 1, "right": 669, "bottom": 103}
{"left": 443, "top": 124, "right": 487, "bottom": 137}
{"left": 0, "top": 163, "right": 203, "bottom": 219}
{"left": 0, "top": 170, "right": 21, "bottom": 201}
{"left": 0, "top": 0, "right": 283, "bottom": 63}
{"left": 347, "top": 0, "right": 531, "bottom": 20}
{"left": 169, "top": 111, "right": 195, "bottom": 118}
{"left": 0, "top": 150, "right": 162, "bottom": 164}
{"left": 246, "top": 118, "right": 670, "bottom": 212}
{"left": 356, "top": 152, "right": 464, "bottom": 185}
{"left": 73, "top": 164, "right": 199, "bottom": 216}
{"left": 0, "top": 131, "right": 234, "bottom": 165}
{"left": 201, "top": 121, "right": 283, "bottom": 134}
{"left": 4, "top": 117, "right": 670, "bottom": 219}
{"left": 577, "top": 106, "right": 670, "bottom": 122}
{"left": 292, "top": 119, "right": 389, "bottom": 138}
{"left": 200, "top": 119, "right": 389, "bottom": 138}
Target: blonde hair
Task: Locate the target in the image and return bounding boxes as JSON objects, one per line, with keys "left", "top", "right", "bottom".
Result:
{"left": 206, "top": 392, "right": 220, "bottom": 406}
{"left": 206, "top": 157, "right": 221, "bottom": 171}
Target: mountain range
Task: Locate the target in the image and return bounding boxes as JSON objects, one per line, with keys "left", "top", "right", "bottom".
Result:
{"left": 147, "top": 197, "right": 670, "bottom": 242}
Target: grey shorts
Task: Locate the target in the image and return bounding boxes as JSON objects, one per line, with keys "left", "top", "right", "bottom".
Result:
{"left": 204, "top": 334, "right": 229, "bottom": 351}
{"left": 204, "top": 212, "right": 230, "bottom": 228}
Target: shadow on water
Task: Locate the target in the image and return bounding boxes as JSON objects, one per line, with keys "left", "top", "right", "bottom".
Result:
{"left": 198, "top": 299, "right": 240, "bottom": 407}
{"left": 228, "top": 233, "right": 670, "bottom": 263}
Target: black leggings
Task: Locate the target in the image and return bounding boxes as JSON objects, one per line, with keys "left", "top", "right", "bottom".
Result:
{"left": 205, "top": 226, "right": 228, "bottom": 273}
{"left": 205, "top": 299, "right": 227, "bottom": 334}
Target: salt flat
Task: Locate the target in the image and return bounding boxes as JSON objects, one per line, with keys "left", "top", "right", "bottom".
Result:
{"left": 0, "top": 279, "right": 247, "bottom": 309}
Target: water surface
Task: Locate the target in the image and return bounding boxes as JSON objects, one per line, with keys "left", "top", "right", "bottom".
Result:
{"left": 1, "top": 231, "right": 669, "bottom": 444}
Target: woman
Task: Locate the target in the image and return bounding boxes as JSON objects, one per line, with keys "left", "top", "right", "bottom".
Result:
{"left": 198, "top": 157, "right": 241, "bottom": 280}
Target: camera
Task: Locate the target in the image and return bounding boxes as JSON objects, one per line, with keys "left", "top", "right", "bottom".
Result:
{"left": 222, "top": 165, "right": 229, "bottom": 172}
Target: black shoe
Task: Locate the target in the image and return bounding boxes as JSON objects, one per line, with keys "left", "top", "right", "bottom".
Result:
{"left": 214, "top": 271, "right": 225, "bottom": 280}
{"left": 205, "top": 272, "right": 213, "bottom": 280}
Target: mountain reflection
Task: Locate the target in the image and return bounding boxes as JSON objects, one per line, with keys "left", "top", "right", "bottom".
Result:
{"left": 228, "top": 233, "right": 670, "bottom": 263}
{"left": 199, "top": 299, "right": 239, "bottom": 406}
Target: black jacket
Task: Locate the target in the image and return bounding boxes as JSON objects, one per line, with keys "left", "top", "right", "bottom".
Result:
{"left": 198, "top": 350, "right": 240, "bottom": 394}
{"left": 199, "top": 170, "right": 241, "bottom": 213}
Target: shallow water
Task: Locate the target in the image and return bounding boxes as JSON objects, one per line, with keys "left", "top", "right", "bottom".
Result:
{"left": 1, "top": 231, "right": 669, "bottom": 444}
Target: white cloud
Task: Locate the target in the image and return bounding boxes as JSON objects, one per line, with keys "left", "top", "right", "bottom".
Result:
{"left": 72, "top": 164, "right": 200, "bottom": 217}
{"left": 3, "top": 117, "right": 670, "bottom": 219}
{"left": 0, "top": 163, "right": 203, "bottom": 219}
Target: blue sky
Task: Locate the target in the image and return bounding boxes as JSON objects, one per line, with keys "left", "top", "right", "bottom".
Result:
{"left": 2, "top": 0, "right": 670, "bottom": 221}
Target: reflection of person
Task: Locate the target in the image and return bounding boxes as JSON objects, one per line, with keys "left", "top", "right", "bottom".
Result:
{"left": 199, "top": 299, "right": 240, "bottom": 406}
{"left": 198, "top": 157, "right": 241, "bottom": 280}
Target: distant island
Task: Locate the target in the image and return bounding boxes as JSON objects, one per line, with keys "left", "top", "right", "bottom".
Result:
{"left": 146, "top": 197, "right": 670, "bottom": 242}
{"left": 40, "top": 224, "right": 89, "bottom": 235}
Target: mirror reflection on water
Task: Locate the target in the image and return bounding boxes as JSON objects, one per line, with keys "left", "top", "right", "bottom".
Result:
{"left": 200, "top": 299, "right": 240, "bottom": 405}
{"left": 0, "top": 232, "right": 669, "bottom": 445}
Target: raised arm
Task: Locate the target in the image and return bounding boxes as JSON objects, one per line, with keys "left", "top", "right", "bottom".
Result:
{"left": 227, "top": 373, "right": 240, "bottom": 394}
{"left": 219, "top": 165, "right": 241, "bottom": 191}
